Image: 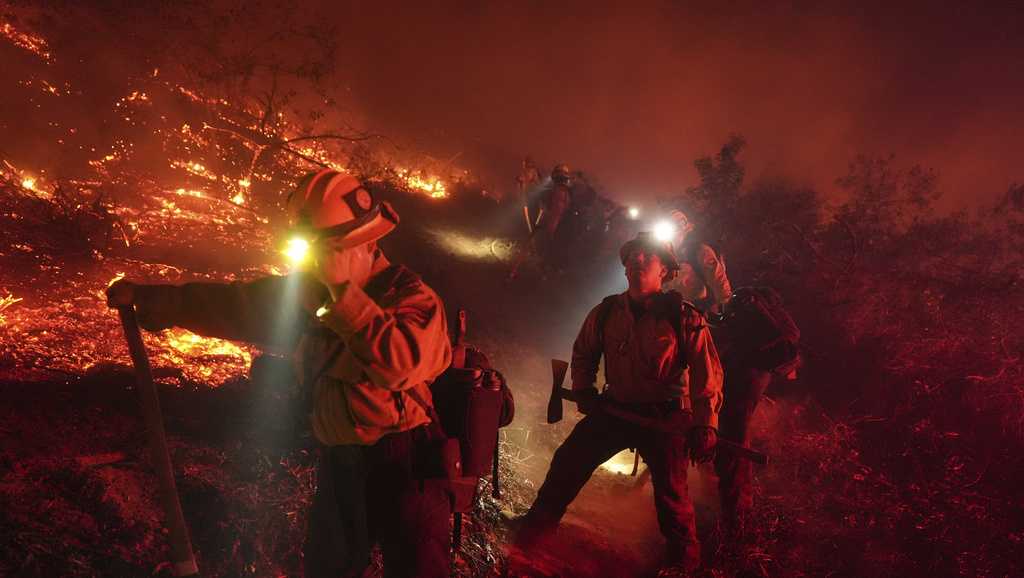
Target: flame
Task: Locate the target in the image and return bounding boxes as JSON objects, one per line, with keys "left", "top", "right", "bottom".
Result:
{"left": 1, "top": 21, "right": 52, "bottom": 62}
{"left": 397, "top": 169, "right": 448, "bottom": 198}
{"left": 0, "top": 293, "right": 23, "bottom": 325}
{"left": 161, "top": 328, "right": 252, "bottom": 366}
{"left": 170, "top": 159, "right": 219, "bottom": 181}
{"left": 0, "top": 20, "right": 479, "bottom": 389}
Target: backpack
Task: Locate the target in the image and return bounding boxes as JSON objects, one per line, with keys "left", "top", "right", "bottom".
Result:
{"left": 424, "top": 310, "right": 515, "bottom": 550}
{"left": 721, "top": 286, "right": 802, "bottom": 378}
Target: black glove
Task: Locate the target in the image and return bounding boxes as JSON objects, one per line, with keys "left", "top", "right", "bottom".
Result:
{"left": 300, "top": 278, "right": 330, "bottom": 316}
{"left": 104, "top": 280, "right": 173, "bottom": 331}
{"left": 105, "top": 279, "right": 137, "bottom": 308}
{"left": 687, "top": 426, "right": 718, "bottom": 464}
{"left": 575, "top": 387, "right": 600, "bottom": 415}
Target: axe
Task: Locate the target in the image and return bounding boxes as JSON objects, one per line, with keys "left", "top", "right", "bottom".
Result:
{"left": 118, "top": 307, "right": 199, "bottom": 577}
{"left": 547, "top": 359, "right": 769, "bottom": 466}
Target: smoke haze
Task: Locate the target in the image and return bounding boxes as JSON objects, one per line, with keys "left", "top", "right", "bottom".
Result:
{"left": 326, "top": 0, "right": 1023, "bottom": 206}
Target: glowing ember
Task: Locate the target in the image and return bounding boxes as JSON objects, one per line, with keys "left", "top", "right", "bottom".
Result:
{"left": 0, "top": 293, "right": 23, "bottom": 325}
{"left": 1, "top": 21, "right": 51, "bottom": 62}
{"left": 401, "top": 171, "right": 448, "bottom": 198}
{"left": 0, "top": 272, "right": 259, "bottom": 385}
{"left": 231, "top": 192, "right": 246, "bottom": 205}
{"left": 20, "top": 177, "right": 36, "bottom": 190}
{"left": 161, "top": 328, "right": 252, "bottom": 368}
{"left": 171, "top": 159, "right": 219, "bottom": 181}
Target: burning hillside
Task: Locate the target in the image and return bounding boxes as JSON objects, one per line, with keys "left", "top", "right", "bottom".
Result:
{"left": 4, "top": 4, "right": 1024, "bottom": 578}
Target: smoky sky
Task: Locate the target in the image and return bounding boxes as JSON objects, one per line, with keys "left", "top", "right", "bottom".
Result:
{"left": 320, "top": 0, "right": 1023, "bottom": 207}
{"left": 4, "top": 1, "right": 1020, "bottom": 209}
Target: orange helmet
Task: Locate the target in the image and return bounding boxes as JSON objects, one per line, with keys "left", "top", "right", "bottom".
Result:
{"left": 551, "top": 163, "right": 572, "bottom": 185}
{"left": 287, "top": 169, "right": 399, "bottom": 248}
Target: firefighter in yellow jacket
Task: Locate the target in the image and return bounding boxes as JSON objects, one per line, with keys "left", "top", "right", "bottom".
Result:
{"left": 666, "top": 209, "right": 732, "bottom": 313}
{"left": 516, "top": 232, "right": 724, "bottom": 576}
{"left": 107, "top": 170, "right": 453, "bottom": 578}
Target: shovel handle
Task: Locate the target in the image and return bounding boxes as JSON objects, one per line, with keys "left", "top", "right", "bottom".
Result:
{"left": 118, "top": 307, "right": 199, "bottom": 577}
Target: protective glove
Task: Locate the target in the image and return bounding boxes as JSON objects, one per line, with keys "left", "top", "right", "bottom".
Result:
{"left": 105, "top": 279, "right": 137, "bottom": 308}
{"left": 298, "top": 275, "right": 330, "bottom": 316}
{"left": 575, "top": 386, "right": 601, "bottom": 415}
{"left": 687, "top": 426, "right": 718, "bottom": 464}
{"left": 104, "top": 280, "right": 173, "bottom": 331}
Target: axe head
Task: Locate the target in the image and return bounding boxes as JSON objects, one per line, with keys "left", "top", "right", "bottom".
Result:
{"left": 547, "top": 359, "right": 569, "bottom": 424}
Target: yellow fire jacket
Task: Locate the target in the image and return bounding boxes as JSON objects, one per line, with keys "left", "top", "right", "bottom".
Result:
{"left": 670, "top": 242, "right": 732, "bottom": 308}
{"left": 570, "top": 292, "right": 724, "bottom": 430}
{"left": 133, "top": 264, "right": 452, "bottom": 446}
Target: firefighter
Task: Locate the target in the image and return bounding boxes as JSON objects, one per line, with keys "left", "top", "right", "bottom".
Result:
{"left": 667, "top": 209, "right": 732, "bottom": 314}
{"left": 516, "top": 232, "right": 724, "bottom": 576}
{"left": 667, "top": 209, "right": 774, "bottom": 542}
{"left": 712, "top": 288, "right": 799, "bottom": 543}
{"left": 516, "top": 156, "right": 541, "bottom": 232}
{"left": 107, "top": 170, "right": 454, "bottom": 578}
{"left": 532, "top": 163, "right": 573, "bottom": 273}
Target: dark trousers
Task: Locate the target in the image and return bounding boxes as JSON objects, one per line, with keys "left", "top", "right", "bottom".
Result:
{"left": 714, "top": 365, "right": 772, "bottom": 520}
{"left": 303, "top": 426, "right": 451, "bottom": 578}
{"left": 522, "top": 409, "right": 700, "bottom": 569}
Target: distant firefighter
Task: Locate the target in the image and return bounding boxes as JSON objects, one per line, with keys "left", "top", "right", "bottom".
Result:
{"left": 516, "top": 156, "right": 541, "bottom": 232}
{"left": 532, "top": 163, "right": 574, "bottom": 273}
{"left": 516, "top": 232, "right": 723, "bottom": 575}
{"left": 666, "top": 209, "right": 732, "bottom": 313}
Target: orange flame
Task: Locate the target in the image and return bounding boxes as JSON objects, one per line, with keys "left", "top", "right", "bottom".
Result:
{"left": 0, "top": 293, "right": 23, "bottom": 325}
{"left": 1, "top": 22, "right": 51, "bottom": 62}
{"left": 159, "top": 328, "right": 253, "bottom": 371}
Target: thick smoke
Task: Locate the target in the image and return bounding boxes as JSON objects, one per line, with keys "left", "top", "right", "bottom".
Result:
{"left": 4, "top": 1, "right": 1021, "bottom": 206}
{"left": 326, "top": 1, "right": 1024, "bottom": 205}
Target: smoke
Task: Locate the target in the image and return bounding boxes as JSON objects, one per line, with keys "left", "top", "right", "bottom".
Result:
{"left": 5, "top": 1, "right": 1021, "bottom": 207}
{"left": 323, "top": 1, "right": 1024, "bottom": 206}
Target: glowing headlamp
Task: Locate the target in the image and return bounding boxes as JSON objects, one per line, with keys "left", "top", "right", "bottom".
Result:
{"left": 652, "top": 220, "right": 677, "bottom": 243}
{"left": 628, "top": 207, "right": 640, "bottom": 220}
{"left": 283, "top": 237, "right": 311, "bottom": 264}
